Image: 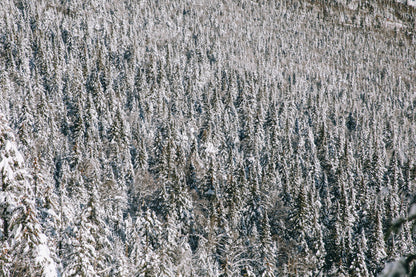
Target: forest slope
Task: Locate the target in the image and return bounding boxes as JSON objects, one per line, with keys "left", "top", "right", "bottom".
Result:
{"left": 0, "top": 0, "right": 416, "bottom": 276}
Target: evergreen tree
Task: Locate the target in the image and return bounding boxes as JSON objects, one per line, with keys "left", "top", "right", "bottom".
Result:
{"left": 259, "top": 212, "right": 277, "bottom": 277}
{"left": 0, "top": 113, "right": 57, "bottom": 276}
{"left": 62, "top": 186, "right": 111, "bottom": 277}
{"left": 1, "top": 0, "right": 416, "bottom": 275}
{"left": 367, "top": 203, "right": 387, "bottom": 275}
{"left": 350, "top": 229, "right": 369, "bottom": 277}
{"left": 134, "top": 210, "right": 163, "bottom": 277}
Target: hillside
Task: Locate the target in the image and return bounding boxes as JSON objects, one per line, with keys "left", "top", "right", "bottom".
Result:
{"left": 1, "top": 0, "right": 416, "bottom": 276}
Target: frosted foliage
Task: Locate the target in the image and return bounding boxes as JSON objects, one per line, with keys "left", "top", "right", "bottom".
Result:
{"left": 0, "top": 113, "right": 57, "bottom": 276}
{"left": 380, "top": 259, "right": 407, "bottom": 277}
{"left": 36, "top": 235, "right": 58, "bottom": 277}
{"left": 1, "top": 0, "right": 416, "bottom": 276}
{"left": 410, "top": 204, "right": 416, "bottom": 217}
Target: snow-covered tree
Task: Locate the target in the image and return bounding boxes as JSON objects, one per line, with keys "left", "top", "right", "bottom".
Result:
{"left": 0, "top": 113, "right": 57, "bottom": 276}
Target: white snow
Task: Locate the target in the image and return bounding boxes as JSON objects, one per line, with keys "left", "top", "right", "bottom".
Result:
{"left": 385, "top": 20, "right": 405, "bottom": 29}
{"left": 347, "top": 0, "right": 359, "bottom": 11}
{"left": 0, "top": 157, "right": 13, "bottom": 181}
{"left": 409, "top": 204, "right": 416, "bottom": 217}
{"left": 407, "top": 0, "right": 416, "bottom": 7}
{"left": 36, "top": 234, "right": 58, "bottom": 277}
{"left": 380, "top": 259, "right": 407, "bottom": 276}
{"left": 205, "top": 142, "right": 218, "bottom": 155}
{"left": 396, "top": 0, "right": 416, "bottom": 7}
{"left": 5, "top": 139, "right": 25, "bottom": 165}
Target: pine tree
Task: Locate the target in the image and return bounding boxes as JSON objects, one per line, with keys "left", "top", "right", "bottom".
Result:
{"left": 193, "top": 236, "right": 221, "bottom": 277}
{"left": 0, "top": 113, "right": 57, "bottom": 276}
{"left": 350, "top": 229, "right": 369, "bottom": 277}
{"left": 217, "top": 220, "right": 247, "bottom": 277}
{"left": 62, "top": 185, "right": 111, "bottom": 277}
{"left": 16, "top": 95, "right": 34, "bottom": 150}
{"left": 134, "top": 210, "right": 163, "bottom": 277}
{"left": 259, "top": 212, "right": 277, "bottom": 277}
{"left": 1, "top": 0, "right": 416, "bottom": 275}
{"left": 368, "top": 203, "right": 387, "bottom": 275}
{"left": 160, "top": 213, "right": 192, "bottom": 276}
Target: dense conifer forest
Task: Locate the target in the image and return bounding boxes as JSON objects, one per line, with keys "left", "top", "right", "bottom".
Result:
{"left": 1, "top": 0, "right": 416, "bottom": 276}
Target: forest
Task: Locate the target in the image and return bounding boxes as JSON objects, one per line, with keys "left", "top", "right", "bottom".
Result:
{"left": 1, "top": 0, "right": 416, "bottom": 276}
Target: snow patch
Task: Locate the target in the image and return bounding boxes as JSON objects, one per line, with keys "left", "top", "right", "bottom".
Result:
{"left": 380, "top": 259, "right": 407, "bottom": 276}
{"left": 385, "top": 19, "right": 404, "bottom": 29}
{"left": 205, "top": 142, "right": 218, "bottom": 155}
{"left": 347, "top": 0, "right": 359, "bottom": 10}
{"left": 409, "top": 204, "right": 416, "bottom": 217}
{"left": 36, "top": 235, "right": 58, "bottom": 277}
{"left": 407, "top": 0, "right": 416, "bottom": 7}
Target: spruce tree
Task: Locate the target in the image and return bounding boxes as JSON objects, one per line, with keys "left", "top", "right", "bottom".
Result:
{"left": 0, "top": 113, "right": 57, "bottom": 276}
